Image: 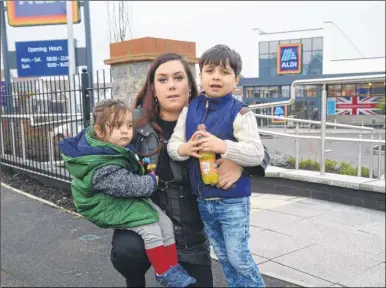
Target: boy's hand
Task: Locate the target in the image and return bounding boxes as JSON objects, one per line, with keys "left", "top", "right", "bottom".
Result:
{"left": 197, "top": 131, "right": 227, "bottom": 154}
{"left": 177, "top": 131, "right": 202, "bottom": 158}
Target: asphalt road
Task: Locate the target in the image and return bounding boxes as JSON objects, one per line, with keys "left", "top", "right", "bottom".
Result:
{"left": 261, "top": 131, "right": 385, "bottom": 176}
{"left": 1, "top": 187, "right": 299, "bottom": 287}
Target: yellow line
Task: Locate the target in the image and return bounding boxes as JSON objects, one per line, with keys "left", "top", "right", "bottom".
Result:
{"left": 1, "top": 182, "right": 82, "bottom": 218}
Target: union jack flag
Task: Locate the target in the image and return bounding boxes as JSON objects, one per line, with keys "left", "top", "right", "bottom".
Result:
{"left": 335, "top": 96, "right": 379, "bottom": 115}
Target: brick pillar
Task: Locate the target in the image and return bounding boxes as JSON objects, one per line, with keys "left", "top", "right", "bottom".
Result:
{"left": 104, "top": 37, "right": 199, "bottom": 107}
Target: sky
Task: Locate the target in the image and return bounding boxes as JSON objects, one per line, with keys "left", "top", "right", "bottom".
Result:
{"left": 2, "top": 1, "right": 385, "bottom": 79}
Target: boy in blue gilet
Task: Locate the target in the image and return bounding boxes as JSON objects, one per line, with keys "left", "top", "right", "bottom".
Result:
{"left": 167, "top": 45, "right": 265, "bottom": 287}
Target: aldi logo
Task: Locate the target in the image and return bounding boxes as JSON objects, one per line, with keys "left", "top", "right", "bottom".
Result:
{"left": 277, "top": 44, "right": 302, "bottom": 74}
{"left": 7, "top": 1, "right": 81, "bottom": 27}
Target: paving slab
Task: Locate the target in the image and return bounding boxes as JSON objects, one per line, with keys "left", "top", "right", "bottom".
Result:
{"left": 267, "top": 200, "right": 335, "bottom": 218}
{"left": 338, "top": 262, "right": 385, "bottom": 287}
{"left": 312, "top": 204, "right": 385, "bottom": 229}
{"left": 258, "top": 260, "right": 334, "bottom": 287}
{"left": 266, "top": 217, "right": 352, "bottom": 243}
{"left": 274, "top": 242, "right": 382, "bottom": 285}
{"left": 250, "top": 208, "right": 304, "bottom": 231}
{"left": 357, "top": 221, "right": 386, "bottom": 238}
{"left": 249, "top": 228, "right": 316, "bottom": 259}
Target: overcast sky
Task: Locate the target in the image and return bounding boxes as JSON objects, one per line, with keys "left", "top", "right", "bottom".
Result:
{"left": 3, "top": 1, "right": 385, "bottom": 78}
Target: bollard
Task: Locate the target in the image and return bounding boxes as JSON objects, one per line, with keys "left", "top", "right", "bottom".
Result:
{"left": 20, "top": 120, "right": 26, "bottom": 162}
{"left": 369, "top": 133, "right": 374, "bottom": 179}
{"left": 357, "top": 134, "right": 362, "bottom": 177}
{"left": 295, "top": 123, "right": 299, "bottom": 170}
{"left": 377, "top": 134, "right": 382, "bottom": 179}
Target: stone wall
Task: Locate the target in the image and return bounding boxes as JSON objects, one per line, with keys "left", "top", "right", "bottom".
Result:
{"left": 105, "top": 37, "right": 199, "bottom": 106}
{"left": 111, "top": 61, "right": 197, "bottom": 106}
{"left": 110, "top": 61, "right": 151, "bottom": 106}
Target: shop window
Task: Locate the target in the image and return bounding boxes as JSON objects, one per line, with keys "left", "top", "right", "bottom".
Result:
{"left": 301, "top": 65, "right": 308, "bottom": 76}
{"left": 312, "top": 50, "right": 323, "bottom": 61}
{"left": 269, "top": 53, "right": 277, "bottom": 67}
{"left": 303, "top": 51, "right": 312, "bottom": 65}
{"left": 270, "top": 67, "right": 277, "bottom": 77}
{"left": 259, "top": 53, "right": 270, "bottom": 68}
{"left": 259, "top": 68, "right": 270, "bottom": 78}
{"left": 259, "top": 42, "right": 269, "bottom": 54}
{"left": 303, "top": 85, "right": 317, "bottom": 97}
{"left": 370, "top": 82, "right": 386, "bottom": 96}
{"left": 312, "top": 37, "right": 323, "bottom": 50}
{"left": 342, "top": 84, "right": 356, "bottom": 97}
{"left": 266, "top": 86, "right": 280, "bottom": 98}
{"left": 301, "top": 38, "right": 312, "bottom": 51}
{"left": 281, "top": 86, "right": 290, "bottom": 98}
{"left": 245, "top": 87, "right": 254, "bottom": 99}
{"left": 290, "top": 39, "right": 300, "bottom": 44}
{"left": 269, "top": 41, "right": 279, "bottom": 53}
{"left": 328, "top": 85, "right": 342, "bottom": 97}
{"left": 356, "top": 83, "right": 372, "bottom": 96}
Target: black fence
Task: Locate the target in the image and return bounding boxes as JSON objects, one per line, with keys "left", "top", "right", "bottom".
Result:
{"left": 0, "top": 69, "right": 111, "bottom": 182}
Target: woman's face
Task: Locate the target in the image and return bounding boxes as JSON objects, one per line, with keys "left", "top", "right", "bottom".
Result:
{"left": 153, "top": 60, "right": 190, "bottom": 116}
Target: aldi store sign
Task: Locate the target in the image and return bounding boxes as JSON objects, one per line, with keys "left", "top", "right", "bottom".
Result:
{"left": 277, "top": 44, "right": 302, "bottom": 74}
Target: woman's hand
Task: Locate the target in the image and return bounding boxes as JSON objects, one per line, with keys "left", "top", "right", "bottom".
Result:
{"left": 178, "top": 131, "right": 202, "bottom": 158}
{"left": 216, "top": 158, "right": 243, "bottom": 190}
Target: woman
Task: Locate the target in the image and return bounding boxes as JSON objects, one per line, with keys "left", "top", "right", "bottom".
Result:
{"left": 110, "top": 53, "right": 269, "bottom": 287}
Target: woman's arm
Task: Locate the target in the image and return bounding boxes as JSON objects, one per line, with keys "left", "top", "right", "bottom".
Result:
{"left": 92, "top": 165, "right": 157, "bottom": 198}
{"left": 221, "top": 109, "right": 264, "bottom": 167}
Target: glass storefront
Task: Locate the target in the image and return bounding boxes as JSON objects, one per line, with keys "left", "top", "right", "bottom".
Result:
{"left": 259, "top": 37, "right": 324, "bottom": 77}
{"left": 327, "top": 82, "right": 386, "bottom": 115}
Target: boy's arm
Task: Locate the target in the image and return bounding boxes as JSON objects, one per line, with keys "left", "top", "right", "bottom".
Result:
{"left": 222, "top": 108, "right": 264, "bottom": 167}
{"left": 92, "top": 165, "right": 157, "bottom": 198}
{"left": 167, "top": 107, "right": 189, "bottom": 161}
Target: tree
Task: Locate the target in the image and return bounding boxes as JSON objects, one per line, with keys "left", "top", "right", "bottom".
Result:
{"left": 106, "top": 1, "right": 133, "bottom": 43}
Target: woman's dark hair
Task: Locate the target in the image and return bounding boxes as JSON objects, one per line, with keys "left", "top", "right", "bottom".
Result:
{"left": 134, "top": 53, "right": 199, "bottom": 134}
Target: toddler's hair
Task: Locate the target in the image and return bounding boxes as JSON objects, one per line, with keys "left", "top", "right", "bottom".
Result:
{"left": 92, "top": 98, "right": 132, "bottom": 135}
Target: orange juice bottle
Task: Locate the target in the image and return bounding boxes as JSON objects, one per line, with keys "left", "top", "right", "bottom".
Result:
{"left": 197, "top": 124, "right": 219, "bottom": 185}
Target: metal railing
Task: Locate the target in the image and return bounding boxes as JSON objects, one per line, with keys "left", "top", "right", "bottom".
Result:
{"left": 1, "top": 70, "right": 385, "bottom": 183}
{"left": 250, "top": 73, "right": 386, "bottom": 180}
{"left": 0, "top": 69, "right": 111, "bottom": 183}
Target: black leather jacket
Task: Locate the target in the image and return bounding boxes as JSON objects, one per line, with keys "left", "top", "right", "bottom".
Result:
{"left": 131, "top": 109, "right": 270, "bottom": 265}
{"left": 133, "top": 111, "right": 211, "bottom": 265}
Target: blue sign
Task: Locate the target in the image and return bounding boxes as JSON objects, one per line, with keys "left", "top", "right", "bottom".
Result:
{"left": 327, "top": 98, "right": 336, "bottom": 115}
{"left": 271, "top": 105, "right": 287, "bottom": 123}
{"left": 7, "top": 1, "right": 81, "bottom": 27}
{"left": 0, "top": 81, "right": 6, "bottom": 107}
{"left": 277, "top": 44, "right": 302, "bottom": 74}
{"left": 15, "top": 39, "right": 71, "bottom": 77}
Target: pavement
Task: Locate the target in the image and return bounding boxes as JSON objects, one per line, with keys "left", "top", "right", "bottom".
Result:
{"left": 1, "top": 186, "right": 385, "bottom": 288}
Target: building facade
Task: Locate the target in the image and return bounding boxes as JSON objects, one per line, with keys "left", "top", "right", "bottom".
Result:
{"left": 240, "top": 22, "right": 385, "bottom": 126}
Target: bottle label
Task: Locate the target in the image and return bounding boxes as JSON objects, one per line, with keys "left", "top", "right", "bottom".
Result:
{"left": 199, "top": 159, "right": 217, "bottom": 175}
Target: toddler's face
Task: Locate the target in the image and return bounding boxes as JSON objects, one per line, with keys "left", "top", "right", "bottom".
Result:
{"left": 95, "top": 111, "right": 134, "bottom": 147}
{"left": 200, "top": 58, "right": 239, "bottom": 98}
